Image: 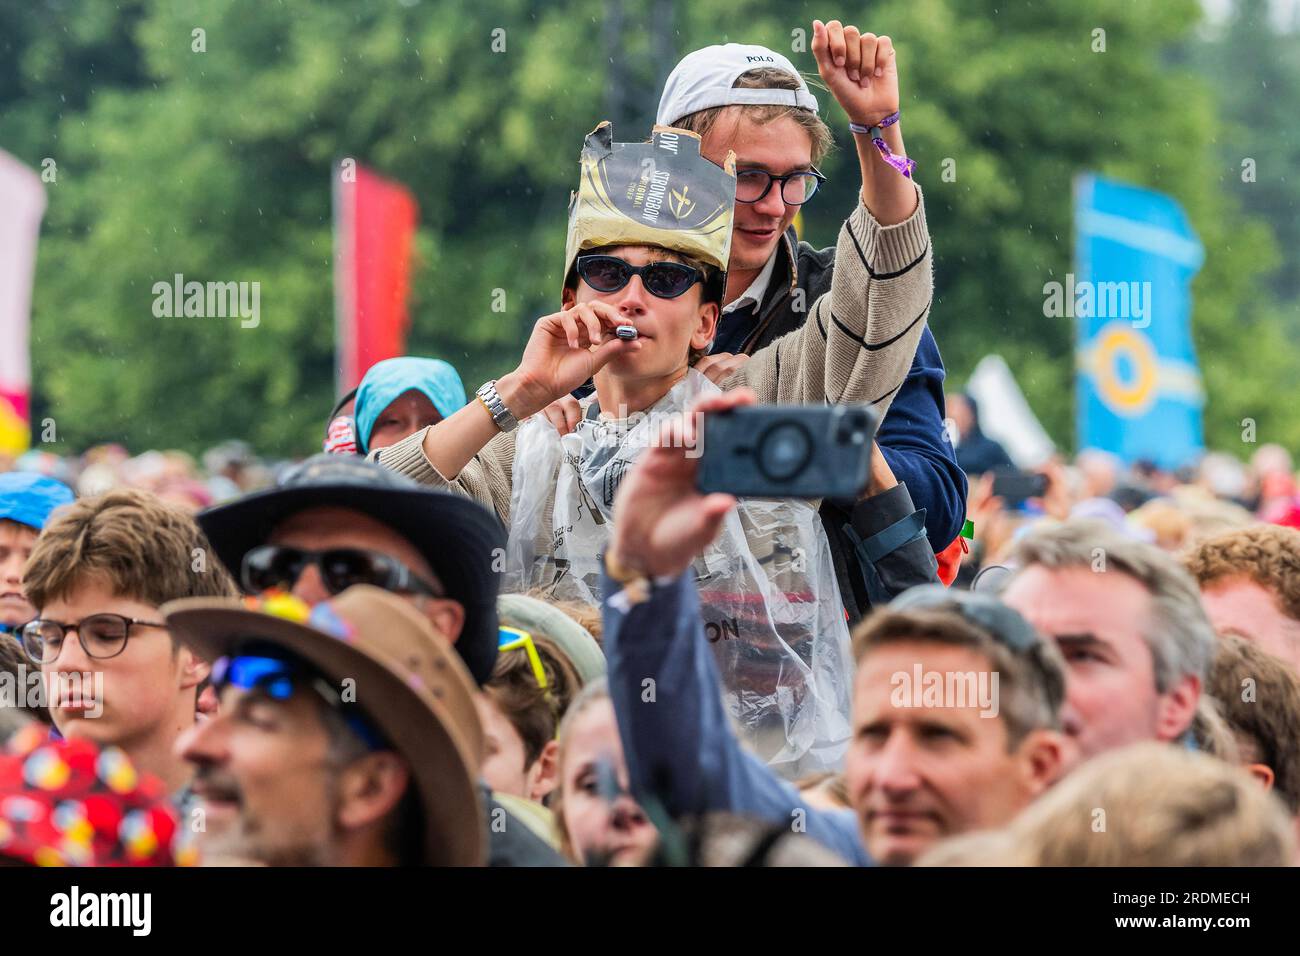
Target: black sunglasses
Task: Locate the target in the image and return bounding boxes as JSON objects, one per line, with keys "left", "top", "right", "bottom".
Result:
{"left": 890, "top": 584, "right": 1039, "bottom": 652}
{"left": 576, "top": 254, "right": 705, "bottom": 300}
{"left": 241, "top": 545, "right": 443, "bottom": 599}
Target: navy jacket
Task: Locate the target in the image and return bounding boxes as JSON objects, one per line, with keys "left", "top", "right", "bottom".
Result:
{"left": 721, "top": 225, "right": 966, "bottom": 621}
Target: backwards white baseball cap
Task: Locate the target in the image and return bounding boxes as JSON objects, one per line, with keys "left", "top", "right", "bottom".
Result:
{"left": 656, "top": 43, "right": 820, "bottom": 127}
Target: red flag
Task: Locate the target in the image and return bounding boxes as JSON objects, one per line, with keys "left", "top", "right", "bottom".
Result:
{"left": 333, "top": 162, "right": 419, "bottom": 392}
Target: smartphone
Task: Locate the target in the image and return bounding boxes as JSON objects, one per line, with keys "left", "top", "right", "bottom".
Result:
{"left": 991, "top": 469, "right": 1049, "bottom": 504}
{"left": 697, "top": 404, "right": 878, "bottom": 499}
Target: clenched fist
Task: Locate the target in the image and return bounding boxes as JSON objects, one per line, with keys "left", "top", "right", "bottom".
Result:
{"left": 811, "top": 19, "right": 900, "bottom": 128}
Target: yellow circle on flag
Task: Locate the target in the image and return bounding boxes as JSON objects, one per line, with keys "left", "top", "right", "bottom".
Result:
{"left": 1093, "top": 324, "right": 1158, "bottom": 417}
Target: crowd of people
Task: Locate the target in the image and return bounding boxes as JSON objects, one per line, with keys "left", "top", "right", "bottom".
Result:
{"left": 1, "top": 22, "right": 1297, "bottom": 868}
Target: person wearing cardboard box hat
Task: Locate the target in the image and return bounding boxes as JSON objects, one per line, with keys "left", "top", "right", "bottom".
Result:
{"left": 166, "top": 586, "right": 486, "bottom": 866}
{"left": 369, "top": 105, "right": 929, "bottom": 776}
{"left": 541, "top": 27, "right": 962, "bottom": 628}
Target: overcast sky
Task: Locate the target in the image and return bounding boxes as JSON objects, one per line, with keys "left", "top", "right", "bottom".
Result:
{"left": 1202, "top": 0, "right": 1299, "bottom": 30}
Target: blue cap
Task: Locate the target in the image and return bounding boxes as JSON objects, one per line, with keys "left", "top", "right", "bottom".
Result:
{"left": 354, "top": 357, "right": 467, "bottom": 455}
{"left": 0, "top": 472, "right": 76, "bottom": 532}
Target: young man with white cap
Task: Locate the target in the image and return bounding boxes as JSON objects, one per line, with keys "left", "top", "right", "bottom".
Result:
{"left": 547, "top": 22, "right": 962, "bottom": 620}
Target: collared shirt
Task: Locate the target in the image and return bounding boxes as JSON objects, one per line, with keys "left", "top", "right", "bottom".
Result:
{"left": 711, "top": 249, "right": 779, "bottom": 356}
{"left": 721, "top": 248, "right": 778, "bottom": 316}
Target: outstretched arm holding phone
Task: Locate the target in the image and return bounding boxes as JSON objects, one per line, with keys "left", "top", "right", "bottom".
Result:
{"left": 603, "top": 389, "right": 869, "bottom": 864}
{"left": 602, "top": 389, "right": 931, "bottom": 864}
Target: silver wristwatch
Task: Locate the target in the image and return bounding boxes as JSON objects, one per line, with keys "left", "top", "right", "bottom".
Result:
{"left": 476, "top": 380, "right": 519, "bottom": 433}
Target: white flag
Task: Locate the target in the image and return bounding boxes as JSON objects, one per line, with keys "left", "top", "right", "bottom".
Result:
{"left": 966, "top": 354, "right": 1056, "bottom": 469}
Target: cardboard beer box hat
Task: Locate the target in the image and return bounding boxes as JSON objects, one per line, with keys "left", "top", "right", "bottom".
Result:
{"left": 562, "top": 121, "right": 737, "bottom": 292}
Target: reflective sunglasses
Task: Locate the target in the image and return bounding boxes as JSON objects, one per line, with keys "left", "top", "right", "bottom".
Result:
{"left": 890, "top": 584, "right": 1040, "bottom": 652}
{"left": 212, "top": 651, "right": 386, "bottom": 751}
{"left": 241, "top": 544, "right": 442, "bottom": 599}
{"left": 888, "top": 584, "right": 1064, "bottom": 704}
{"left": 576, "top": 254, "right": 704, "bottom": 300}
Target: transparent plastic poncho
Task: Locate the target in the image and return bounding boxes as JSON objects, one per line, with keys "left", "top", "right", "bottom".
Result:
{"left": 504, "top": 370, "right": 853, "bottom": 778}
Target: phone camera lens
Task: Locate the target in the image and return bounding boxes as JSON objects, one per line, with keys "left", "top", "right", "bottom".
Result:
{"left": 838, "top": 409, "right": 868, "bottom": 444}
{"left": 756, "top": 421, "right": 813, "bottom": 482}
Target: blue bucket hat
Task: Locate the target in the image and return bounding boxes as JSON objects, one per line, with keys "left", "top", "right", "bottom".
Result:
{"left": 354, "top": 357, "right": 467, "bottom": 454}
{"left": 0, "top": 472, "right": 75, "bottom": 532}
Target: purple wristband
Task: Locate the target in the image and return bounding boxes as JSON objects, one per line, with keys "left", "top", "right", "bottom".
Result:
{"left": 848, "top": 112, "right": 915, "bottom": 179}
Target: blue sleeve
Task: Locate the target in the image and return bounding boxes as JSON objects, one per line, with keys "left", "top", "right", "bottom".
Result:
{"left": 845, "top": 481, "right": 940, "bottom": 604}
{"left": 602, "top": 570, "right": 871, "bottom": 866}
{"left": 875, "top": 326, "right": 968, "bottom": 551}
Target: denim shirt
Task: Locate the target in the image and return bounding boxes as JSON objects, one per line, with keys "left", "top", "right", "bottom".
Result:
{"left": 603, "top": 566, "right": 872, "bottom": 866}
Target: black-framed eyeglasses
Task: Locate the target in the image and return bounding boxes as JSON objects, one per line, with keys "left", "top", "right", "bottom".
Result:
{"left": 241, "top": 544, "right": 443, "bottom": 599}
{"left": 21, "top": 614, "right": 168, "bottom": 665}
{"left": 576, "top": 254, "right": 704, "bottom": 300}
{"left": 734, "top": 167, "right": 826, "bottom": 206}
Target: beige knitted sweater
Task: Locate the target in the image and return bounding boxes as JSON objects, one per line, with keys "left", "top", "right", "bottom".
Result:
{"left": 372, "top": 187, "right": 933, "bottom": 524}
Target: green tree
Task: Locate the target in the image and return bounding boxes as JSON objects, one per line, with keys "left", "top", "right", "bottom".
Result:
{"left": 5, "top": 0, "right": 1297, "bottom": 461}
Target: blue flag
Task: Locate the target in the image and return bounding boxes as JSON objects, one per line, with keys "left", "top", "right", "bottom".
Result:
{"left": 1069, "top": 174, "right": 1204, "bottom": 469}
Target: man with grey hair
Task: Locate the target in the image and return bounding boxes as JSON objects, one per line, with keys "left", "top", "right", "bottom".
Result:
{"left": 999, "top": 519, "right": 1216, "bottom": 760}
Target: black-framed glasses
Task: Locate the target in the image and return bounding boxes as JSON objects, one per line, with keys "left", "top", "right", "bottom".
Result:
{"left": 21, "top": 614, "right": 167, "bottom": 665}
{"left": 241, "top": 544, "right": 443, "bottom": 599}
{"left": 734, "top": 167, "right": 826, "bottom": 206}
{"left": 576, "top": 254, "right": 704, "bottom": 300}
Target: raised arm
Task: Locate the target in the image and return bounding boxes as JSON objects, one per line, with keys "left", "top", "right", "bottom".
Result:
{"left": 814, "top": 20, "right": 918, "bottom": 226}
{"left": 405, "top": 301, "right": 637, "bottom": 481}
{"left": 369, "top": 301, "right": 638, "bottom": 520}
{"left": 733, "top": 22, "right": 931, "bottom": 418}
{"left": 602, "top": 389, "right": 870, "bottom": 865}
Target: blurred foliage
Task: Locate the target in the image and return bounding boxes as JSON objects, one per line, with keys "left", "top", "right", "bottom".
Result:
{"left": 0, "top": 0, "right": 1297, "bottom": 459}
